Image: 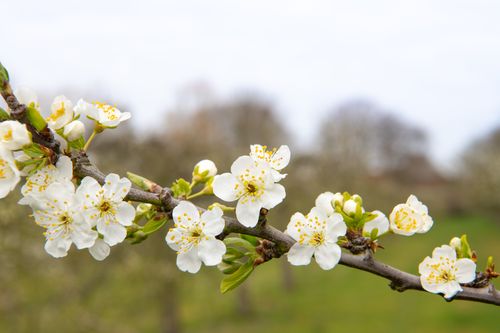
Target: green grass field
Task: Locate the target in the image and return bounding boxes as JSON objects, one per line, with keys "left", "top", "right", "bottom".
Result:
{"left": 1, "top": 215, "right": 498, "bottom": 333}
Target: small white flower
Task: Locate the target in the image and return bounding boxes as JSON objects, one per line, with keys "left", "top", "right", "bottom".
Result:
{"left": 418, "top": 245, "right": 476, "bottom": 299}
{"left": 194, "top": 159, "right": 217, "bottom": 178}
{"left": 363, "top": 210, "right": 389, "bottom": 238}
{"left": 19, "top": 155, "right": 73, "bottom": 205}
{"left": 32, "top": 181, "right": 97, "bottom": 258}
{"left": 0, "top": 120, "right": 31, "bottom": 150}
{"left": 63, "top": 120, "right": 85, "bottom": 141}
{"left": 315, "top": 191, "right": 343, "bottom": 216}
{"left": 74, "top": 99, "right": 131, "bottom": 128}
{"left": 89, "top": 238, "right": 111, "bottom": 261}
{"left": 15, "top": 86, "right": 40, "bottom": 111}
{"left": 389, "top": 195, "right": 433, "bottom": 236}
{"left": 76, "top": 174, "right": 135, "bottom": 246}
{"left": 46, "top": 95, "right": 74, "bottom": 130}
{"left": 213, "top": 156, "right": 286, "bottom": 227}
{"left": 0, "top": 146, "right": 21, "bottom": 199}
{"left": 286, "top": 207, "right": 347, "bottom": 270}
{"left": 166, "top": 202, "right": 226, "bottom": 273}
{"left": 249, "top": 144, "right": 290, "bottom": 181}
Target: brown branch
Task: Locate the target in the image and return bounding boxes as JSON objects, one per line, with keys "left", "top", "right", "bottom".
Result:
{"left": 2, "top": 86, "right": 499, "bottom": 307}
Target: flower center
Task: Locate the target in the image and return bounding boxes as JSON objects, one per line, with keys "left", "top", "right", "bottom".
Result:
{"left": 47, "top": 103, "right": 66, "bottom": 121}
{"left": 439, "top": 270, "right": 454, "bottom": 282}
{"left": 394, "top": 208, "right": 418, "bottom": 232}
{"left": 310, "top": 231, "right": 325, "bottom": 246}
{"left": 100, "top": 201, "right": 111, "bottom": 212}
{"left": 3, "top": 129, "right": 13, "bottom": 141}
{"left": 246, "top": 183, "right": 257, "bottom": 193}
{"left": 93, "top": 101, "right": 119, "bottom": 120}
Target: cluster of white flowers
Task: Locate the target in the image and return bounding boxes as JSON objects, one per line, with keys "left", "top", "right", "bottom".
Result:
{"left": 212, "top": 145, "right": 289, "bottom": 227}
{"left": 418, "top": 244, "right": 476, "bottom": 299}
{"left": 0, "top": 87, "right": 134, "bottom": 260}
{"left": 21, "top": 160, "right": 135, "bottom": 259}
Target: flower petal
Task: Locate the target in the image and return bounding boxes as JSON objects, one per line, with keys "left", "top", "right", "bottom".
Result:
{"left": 230, "top": 155, "right": 254, "bottom": 175}
{"left": 270, "top": 145, "right": 290, "bottom": 170}
{"left": 213, "top": 173, "right": 240, "bottom": 202}
{"left": 314, "top": 244, "right": 341, "bottom": 270}
{"left": 89, "top": 239, "right": 111, "bottom": 261}
{"left": 198, "top": 238, "right": 226, "bottom": 266}
{"left": 236, "top": 196, "right": 262, "bottom": 227}
{"left": 99, "top": 222, "right": 127, "bottom": 246}
{"left": 325, "top": 213, "right": 347, "bottom": 240}
{"left": 285, "top": 212, "right": 307, "bottom": 241}
{"left": 45, "top": 237, "right": 72, "bottom": 258}
{"left": 287, "top": 243, "right": 314, "bottom": 266}
{"left": 103, "top": 173, "right": 131, "bottom": 201}
{"left": 315, "top": 192, "right": 335, "bottom": 216}
{"left": 172, "top": 201, "right": 200, "bottom": 227}
{"left": 176, "top": 248, "right": 202, "bottom": 273}
{"left": 455, "top": 258, "right": 476, "bottom": 283}
{"left": 262, "top": 183, "right": 286, "bottom": 210}
{"left": 200, "top": 207, "right": 224, "bottom": 236}
{"left": 116, "top": 202, "right": 135, "bottom": 226}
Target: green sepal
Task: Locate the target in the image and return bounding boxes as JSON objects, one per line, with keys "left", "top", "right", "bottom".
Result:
{"left": 171, "top": 178, "right": 191, "bottom": 198}
{"left": 369, "top": 228, "right": 379, "bottom": 240}
{"left": 459, "top": 234, "right": 473, "bottom": 260}
{"left": 68, "top": 136, "right": 85, "bottom": 150}
{"left": 26, "top": 106, "right": 47, "bottom": 131}
{"left": 130, "top": 231, "right": 148, "bottom": 244}
{"left": 220, "top": 259, "right": 254, "bottom": 294}
{"left": 142, "top": 214, "right": 168, "bottom": 235}
{"left": 0, "top": 107, "right": 10, "bottom": 121}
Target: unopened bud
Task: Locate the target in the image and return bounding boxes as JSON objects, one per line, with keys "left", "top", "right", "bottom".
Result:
{"left": 63, "top": 120, "right": 85, "bottom": 141}
{"left": 449, "top": 237, "right": 461, "bottom": 251}
{"left": 332, "top": 192, "right": 344, "bottom": 206}
{"left": 343, "top": 199, "right": 357, "bottom": 216}
{"left": 193, "top": 159, "right": 217, "bottom": 182}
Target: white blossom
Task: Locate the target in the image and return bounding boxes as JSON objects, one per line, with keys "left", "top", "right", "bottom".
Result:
{"left": 166, "top": 202, "right": 226, "bottom": 273}
{"left": 32, "top": 181, "right": 97, "bottom": 258}
{"left": 249, "top": 144, "right": 290, "bottom": 181}
{"left": 363, "top": 210, "right": 389, "bottom": 238}
{"left": 389, "top": 195, "right": 433, "bottom": 236}
{"left": 76, "top": 174, "right": 135, "bottom": 246}
{"left": 63, "top": 120, "right": 85, "bottom": 141}
{"left": 74, "top": 99, "right": 131, "bottom": 128}
{"left": 46, "top": 95, "right": 74, "bottom": 130}
{"left": 88, "top": 238, "right": 111, "bottom": 261}
{"left": 286, "top": 207, "right": 346, "bottom": 270}
{"left": 19, "top": 155, "right": 73, "bottom": 205}
{"left": 15, "top": 86, "right": 40, "bottom": 111}
{"left": 418, "top": 245, "right": 476, "bottom": 299}
{"left": 213, "top": 156, "right": 286, "bottom": 227}
{"left": 0, "top": 146, "right": 21, "bottom": 199}
{"left": 0, "top": 120, "right": 31, "bottom": 150}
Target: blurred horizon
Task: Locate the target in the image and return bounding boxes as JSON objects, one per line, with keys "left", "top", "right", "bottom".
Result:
{"left": 3, "top": 0, "right": 500, "bottom": 169}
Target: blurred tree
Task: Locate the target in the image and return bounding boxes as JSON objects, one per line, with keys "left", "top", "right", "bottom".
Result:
{"left": 460, "top": 127, "right": 500, "bottom": 213}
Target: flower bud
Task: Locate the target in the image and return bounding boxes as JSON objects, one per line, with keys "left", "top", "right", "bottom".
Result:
{"left": 332, "top": 192, "right": 344, "bottom": 206}
{"left": 193, "top": 159, "right": 217, "bottom": 182}
{"left": 449, "top": 237, "right": 461, "bottom": 251}
{"left": 63, "top": 120, "right": 85, "bottom": 141}
{"left": 343, "top": 199, "right": 357, "bottom": 216}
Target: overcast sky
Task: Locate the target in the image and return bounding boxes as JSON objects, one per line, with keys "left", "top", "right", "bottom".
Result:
{"left": 2, "top": 0, "right": 500, "bottom": 167}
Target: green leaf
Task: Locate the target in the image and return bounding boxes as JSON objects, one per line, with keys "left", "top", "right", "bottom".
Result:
{"left": 142, "top": 215, "right": 168, "bottom": 235}
{"left": 23, "top": 144, "right": 46, "bottom": 158}
{"left": 460, "top": 234, "right": 473, "bottom": 259}
{"left": 240, "top": 234, "right": 260, "bottom": 246}
{"left": 0, "top": 62, "right": 9, "bottom": 87}
{"left": 220, "top": 259, "right": 254, "bottom": 294}
{"left": 127, "top": 172, "right": 158, "bottom": 192}
{"left": 26, "top": 106, "right": 47, "bottom": 131}
{"left": 68, "top": 136, "right": 85, "bottom": 150}
{"left": 218, "top": 261, "right": 242, "bottom": 275}
{"left": 223, "top": 237, "right": 257, "bottom": 253}
{"left": 0, "top": 107, "right": 10, "bottom": 121}
{"left": 171, "top": 178, "right": 191, "bottom": 198}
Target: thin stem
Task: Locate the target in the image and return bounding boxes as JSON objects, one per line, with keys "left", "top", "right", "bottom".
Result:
{"left": 83, "top": 128, "right": 98, "bottom": 151}
{"left": 186, "top": 191, "right": 205, "bottom": 200}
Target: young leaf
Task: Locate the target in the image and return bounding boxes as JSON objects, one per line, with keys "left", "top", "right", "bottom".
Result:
{"left": 220, "top": 260, "right": 254, "bottom": 294}
{"left": 68, "top": 137, "right": 85, "bottom": 150}
{"left": 142, "top": 215, "right": 168, "bottom": 235}
{"left": 171, "top": 178, "right": 192, "bottom": 198}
